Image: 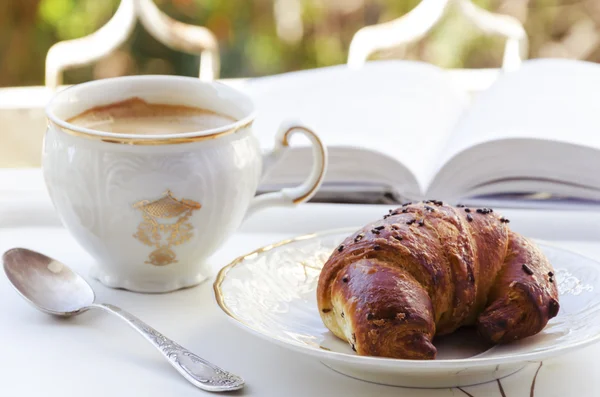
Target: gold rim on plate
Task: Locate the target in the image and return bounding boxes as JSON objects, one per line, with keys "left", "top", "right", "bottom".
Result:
{"left": 213, "top": 231, "right": 322, "bottom": 319}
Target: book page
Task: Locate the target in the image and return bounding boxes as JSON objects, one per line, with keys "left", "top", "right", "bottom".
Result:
{"left": 241, "top": 60, "right": 470, "bottom": 193}
{"left": 433, "top": 58, "right": 600, "bottom": 178}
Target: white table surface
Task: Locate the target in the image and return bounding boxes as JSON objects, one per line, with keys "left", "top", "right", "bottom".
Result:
{"left": 1, "top": 169, "right": 600, "bottom": 396}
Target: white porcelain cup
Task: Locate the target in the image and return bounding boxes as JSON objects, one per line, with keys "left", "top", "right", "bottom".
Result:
{"left": 42, "top": 76, "right": 327, "bottom": 293}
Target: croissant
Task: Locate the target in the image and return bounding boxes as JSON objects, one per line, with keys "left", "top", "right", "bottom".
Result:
{"left": 317, "top": 201, "right": 559, "bottom": 359}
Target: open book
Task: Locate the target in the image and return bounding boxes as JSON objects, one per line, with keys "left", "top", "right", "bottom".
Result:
{"left": 241, "top": 59, "right": 600, "bottom": 208}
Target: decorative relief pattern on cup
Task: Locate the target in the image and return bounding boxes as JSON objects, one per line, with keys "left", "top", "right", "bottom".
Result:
{"left": 133, "top": 190, "right": 201, "bottom": 266}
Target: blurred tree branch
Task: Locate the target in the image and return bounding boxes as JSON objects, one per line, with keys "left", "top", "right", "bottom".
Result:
{"left": 0, "top": 0, "right": 42, "bottom": 86}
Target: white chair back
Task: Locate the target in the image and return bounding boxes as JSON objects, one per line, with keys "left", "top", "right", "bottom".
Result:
{"left": 44, "top": 0, "right": 220, "bottom": 91}
{"left": 347, "top": 0, "right": 528, "bottom": 78}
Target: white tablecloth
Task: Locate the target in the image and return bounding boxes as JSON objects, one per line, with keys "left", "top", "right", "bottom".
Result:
{"left": 1, "top": 169, "right": 600, "bottom": 396}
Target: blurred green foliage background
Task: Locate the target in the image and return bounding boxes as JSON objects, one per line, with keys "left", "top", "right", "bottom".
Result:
{"left": 1, "top": 0, "right": 599, "bottom": 87}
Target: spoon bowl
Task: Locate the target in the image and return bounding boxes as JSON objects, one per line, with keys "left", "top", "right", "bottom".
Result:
{"left": 2, "top": 247, "right": 244, "bottom": 392}
{"left": 3, "top": 248, "right": 94, "bottom": 316}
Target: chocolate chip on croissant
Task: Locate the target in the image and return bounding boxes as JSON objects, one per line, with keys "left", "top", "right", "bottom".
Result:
{"left": 317, "top": 201, "right": 559, "bottom": 360}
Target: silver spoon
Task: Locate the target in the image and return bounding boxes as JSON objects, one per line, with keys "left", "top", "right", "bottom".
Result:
{"left": 2, "top": 247, "right": 244, "bottom": 392}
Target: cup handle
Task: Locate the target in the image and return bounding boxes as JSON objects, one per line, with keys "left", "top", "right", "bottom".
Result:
{"left": 244, "top": 121, "right": 328, "bottom": 220}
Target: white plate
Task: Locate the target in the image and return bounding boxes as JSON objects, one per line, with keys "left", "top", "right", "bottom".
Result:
{"left": 213, "top": 227, "right": 600, "bottom": 388}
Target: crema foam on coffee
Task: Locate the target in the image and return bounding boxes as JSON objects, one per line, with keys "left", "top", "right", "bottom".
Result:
{"left": 67, "top": 97, "right": 236, "bottom": 135}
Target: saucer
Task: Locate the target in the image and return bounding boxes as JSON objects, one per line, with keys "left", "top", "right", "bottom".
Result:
{"left": 213, "top": 227, "right": 600, "bottom": 388}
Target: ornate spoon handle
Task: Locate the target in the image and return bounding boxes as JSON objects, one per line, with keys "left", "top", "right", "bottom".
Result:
{"left": 90, "top": 303, "right": 244, "bottom": 392}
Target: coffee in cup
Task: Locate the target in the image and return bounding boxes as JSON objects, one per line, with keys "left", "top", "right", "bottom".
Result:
{"left": 67, "top": 97, "right": 236, "bottom": 135}
{"left": 43, "top": 76, "right": 327, "bottom": 293}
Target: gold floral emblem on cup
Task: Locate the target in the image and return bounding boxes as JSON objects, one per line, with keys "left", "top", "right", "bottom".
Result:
{"left": 133, "top": 190, "right": 201, "bottom": 266}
